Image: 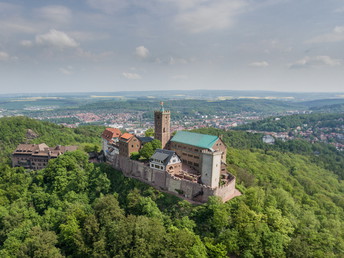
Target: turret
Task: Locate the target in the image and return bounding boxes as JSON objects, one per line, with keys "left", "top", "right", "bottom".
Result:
{"left": 154, "top": 102, "right": 171, "bottom": 149}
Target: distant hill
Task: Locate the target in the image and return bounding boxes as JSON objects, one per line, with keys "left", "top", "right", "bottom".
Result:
{"left": 77, "top": 99, "right": 304, "bottom": 119}
{"left": 300, "top": 98, "right": 344, "bottom": 108}
{"left": 0, "top": 116, "right": 104, "bottom": 163}
{"left": 235, "top": 113, "right": 344, "bottom": 132}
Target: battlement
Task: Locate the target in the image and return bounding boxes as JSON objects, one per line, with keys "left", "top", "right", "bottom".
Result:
{"left": 201, "top": 149, "right": 221, "bottom": 154}
{"left": 110, "top": 153, "right": 239, "bottom": 203}
{"left": 154, "top": 110, "right": 170, "bottom": 114}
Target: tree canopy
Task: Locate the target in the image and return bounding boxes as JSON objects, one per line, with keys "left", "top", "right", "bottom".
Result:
{"left": 0, "top": 117, "right": 343, "bottom": 257}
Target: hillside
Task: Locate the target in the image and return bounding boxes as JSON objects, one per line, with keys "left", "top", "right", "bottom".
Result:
{"left": 0, "top": 116, "right": 104, "bottom": 163}
{"left": 0, "top": 118, "right": 343, "bottom": 257}
{"left": 235, "top": 113, "right": 344, "bottom": 132}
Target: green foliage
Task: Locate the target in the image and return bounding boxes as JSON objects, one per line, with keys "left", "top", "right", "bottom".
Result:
{"left": 0, "top": 116, "right": 103, "bottom": 164}
{"left": 130, "top": 151, "right": 140, "bottom": 160}
{"left": 145, "top": 128, "right": 154, "bottom": 137}
{"left": 1, "top": 118, "right": 344, "bottom": 257}
{"left": 139, "top": 139, "right": 162, "bottom": 160}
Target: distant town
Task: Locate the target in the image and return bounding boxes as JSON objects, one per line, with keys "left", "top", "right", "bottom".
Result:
{"left": 1, "top": 91, "right": 344, "bottom": 151}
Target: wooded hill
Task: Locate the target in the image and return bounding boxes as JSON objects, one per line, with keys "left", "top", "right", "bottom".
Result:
{"left": 0, "top": 116, "right": 104, "bottom": 164}
{"left": 0, "top": 117, "right": 343, "bottom": 257}
{"left": 235, "top": 113, "right": 344, "bottom": 132}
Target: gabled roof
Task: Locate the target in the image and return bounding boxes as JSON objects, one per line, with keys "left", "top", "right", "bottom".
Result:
{"left": 150, "top": 149, "right": 179, "bottom": 166}
{"left": 171, "top": 131, "right": 219, "bottom": 149}
{"left": 102, "top": 128, "right": 121, "bottom": 141}
{"left": 120, "top": 133, "right": 134, "bottom": 142}
{"left": 137, "top": 136, "right": 154, "bottom": 144}
{"left": 13, "top": 143, "right": 77, "bottom": 157}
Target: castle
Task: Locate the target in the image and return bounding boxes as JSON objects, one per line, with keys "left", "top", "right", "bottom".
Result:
{"left": 102, "top": 102, "right": 239, "bottom": 203}
{"left": 12, "top": 143, "right": 78, "bottom": 170}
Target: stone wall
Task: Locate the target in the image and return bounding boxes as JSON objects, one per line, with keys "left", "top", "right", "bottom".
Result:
{"left": 111, "top": 154, "right": 236, "bottom": 203}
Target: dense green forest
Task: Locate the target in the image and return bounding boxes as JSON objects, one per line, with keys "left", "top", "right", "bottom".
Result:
{"left": 0, "top": 117, "right": 344, "bottom": 257}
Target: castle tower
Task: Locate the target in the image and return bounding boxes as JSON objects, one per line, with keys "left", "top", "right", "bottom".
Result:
{"left": 200, "top": 150, "right": 222, "bottom": 188}
{"left": 154, "top": 102, "right": 170, "bottom": 149}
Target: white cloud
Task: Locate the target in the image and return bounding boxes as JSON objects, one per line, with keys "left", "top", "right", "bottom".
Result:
{"left": 87, "top": 0, "right": 127, "bottom": 14}
{"left": 249, "top": 61, "right": 269, "bottom": 67}
{"left": 307, "top": 26, "right": 344, "bottom": 43}
{"left": 135, "top": 46, "right": 150, "bottom": 59}
{"left": 69, "top": 31, "right": 110, "bottom": 41}
{"left": 20, "top": 40, "right": 33, "bottom": 47}
{"left": 122, "top": 72, "right": 142, "bottom": 79}
{"left": 168, "top": 56, "right": 188, "bottom": 65}
{"left": 290, "top": 56, "right": 341, "bottom": 69}
{"left": 35, "top": 5, "right": 72, "bottom": 24}
{"left": 0, "top": 3, "right": 21, "bottom": 14}
{"left": 35, "top": 29, "right": 79, "bottom": 48}
{"left": 334, "top": 7, "right": 344, "bottom": 13}
{"left": 0, "top": 21, "right": 37, "bottom": 34}
{"left": 174, "top": 0, "right": 247, "bottom": 33}
{"left": 167, "top": 0, "right": 209, "bottom": 10}
{"left": 59, "top": 66, "right": 74, "bottom": 75}
{"left": 0, "top": 51, "right": 10, "bottom": 61}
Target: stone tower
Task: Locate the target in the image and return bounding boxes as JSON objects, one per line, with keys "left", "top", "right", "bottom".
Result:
{"left": 154, "top": 102, "right": 170, "bottom": 149}
{"left": 200, "top": 150, "right": 222, "bottom": 188}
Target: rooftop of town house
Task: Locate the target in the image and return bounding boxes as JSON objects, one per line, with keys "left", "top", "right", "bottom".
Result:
{"left": 151, "top": 149, "right": 179, "bottom": 166}
{"left": 171, "top": 131, "right": 219, "bottom": 149}
{"left": 120, "top": 133, "right": 134, "bottom": 142}
{"left": 137, "top": 136, "right": 154, "bottom": 144}
{"left": 102, "top": 128, "right": 121, "bottom": 141}
{"left": 13, "top": 144, "right": 77, "bottom": 157}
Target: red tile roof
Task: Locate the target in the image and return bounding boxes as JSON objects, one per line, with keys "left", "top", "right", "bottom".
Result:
{"left": 120, "top": 133, "right": 134, "bottom": 142}
{"left": 102, "top": 128, "right": 121, "bottom": 141}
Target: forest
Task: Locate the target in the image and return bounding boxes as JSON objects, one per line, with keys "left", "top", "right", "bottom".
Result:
{"left": 0, "top": 117, "right": 343, "bottom": 257}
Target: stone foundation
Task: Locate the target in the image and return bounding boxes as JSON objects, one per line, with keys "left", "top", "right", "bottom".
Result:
{"left": 111, "top": 154, "right": 238, "bottom": 203}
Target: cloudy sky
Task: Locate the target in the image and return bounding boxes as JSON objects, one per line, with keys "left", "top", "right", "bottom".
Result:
{"left": 0, "top": 0, "right": 344, "bottom": 93}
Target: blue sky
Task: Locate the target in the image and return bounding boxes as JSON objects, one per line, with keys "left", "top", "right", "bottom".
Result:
{"left": 0, "top": 0, "right": 344, "bottom": 93}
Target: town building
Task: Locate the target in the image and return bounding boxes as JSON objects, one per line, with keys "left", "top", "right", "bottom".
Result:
{"left": 12, "top": 143, "right": 77, "bottom": 170}
{"left": 150, "top": 149, "right": 182, "bottom": 174}
{"left": 170, "top": 131, "right": 227, "bottom": 169}
{"left": 101, "top": 128, "right": 121, "bottom": 152}
{"left": 118, "top": 133, "right": 141, "bottom": 157}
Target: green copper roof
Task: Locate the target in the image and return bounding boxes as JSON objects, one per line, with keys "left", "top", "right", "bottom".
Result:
{"left": 171, "top": 131, "right": 219, "bottom": 149}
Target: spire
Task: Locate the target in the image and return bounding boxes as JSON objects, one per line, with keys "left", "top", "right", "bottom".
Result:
{"left": 160, "top": 101, "right": 164, "bottom": 112}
